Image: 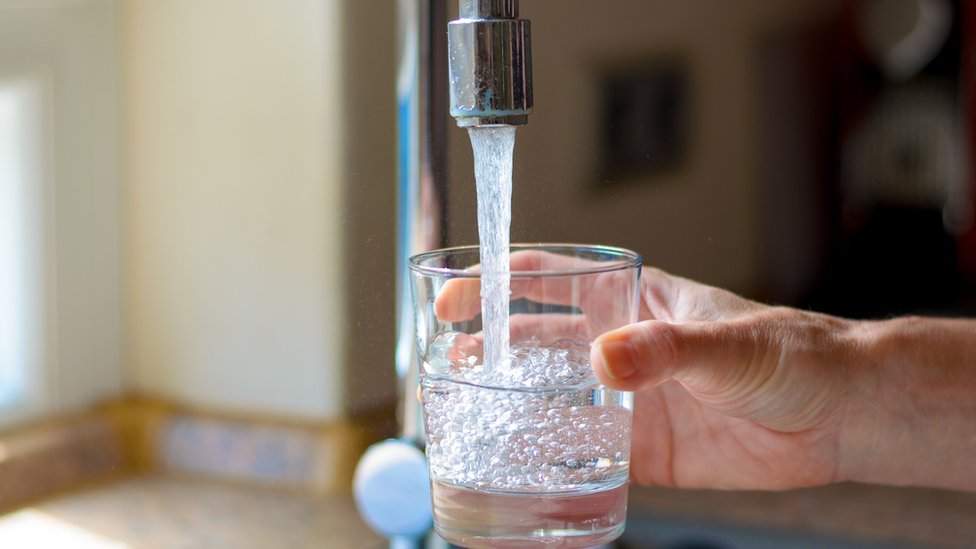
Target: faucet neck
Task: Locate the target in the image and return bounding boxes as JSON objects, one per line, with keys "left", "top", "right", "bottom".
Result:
{"left": 459, "top": 0, "right": 518, "bottom": 19}
{"left": 449, "top": 0, "right": 532, "bottom": 127}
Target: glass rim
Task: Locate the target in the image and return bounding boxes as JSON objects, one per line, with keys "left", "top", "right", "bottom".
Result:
{"left": 408, "top": 243, "right": 642, "bottom": 278}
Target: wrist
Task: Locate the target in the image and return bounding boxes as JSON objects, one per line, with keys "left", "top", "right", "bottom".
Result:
{"left": 837, "top": 317, "right": 976, "bottom": 490}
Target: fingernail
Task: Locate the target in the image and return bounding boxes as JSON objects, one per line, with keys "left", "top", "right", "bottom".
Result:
{"left": 596, "top": 340, "right": 639, "bottom": 380}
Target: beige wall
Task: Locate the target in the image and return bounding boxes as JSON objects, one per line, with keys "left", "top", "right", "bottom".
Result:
{"left": 123, "top": 0, "right": 347, "bottom": 420}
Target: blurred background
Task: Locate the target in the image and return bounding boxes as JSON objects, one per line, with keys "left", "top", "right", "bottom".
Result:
{"left": 0, "top": 0, "right": 974, "bottom": 547}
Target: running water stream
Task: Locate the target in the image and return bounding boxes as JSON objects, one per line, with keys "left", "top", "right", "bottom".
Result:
{"left": 467, "top": 126, "right": 516, "bottom": 374}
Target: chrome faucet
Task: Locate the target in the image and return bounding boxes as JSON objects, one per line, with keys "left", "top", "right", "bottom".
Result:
{"left": 449, "top": 0, "right": 533, "bottom": 127}
{"left": 355, "top": 0, "right": 533, "bottom": 544}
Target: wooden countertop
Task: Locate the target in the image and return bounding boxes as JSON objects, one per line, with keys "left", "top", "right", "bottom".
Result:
{"left": 3, "top": 474, "right": 973, "bottom": 548}
{"left": 0, "top": 474, "right": 384, "bottom": 549}
{"left": 627, "top": 482, "right": 976, "bottom": 548}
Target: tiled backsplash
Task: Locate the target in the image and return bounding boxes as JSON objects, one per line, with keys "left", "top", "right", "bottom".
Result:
{"left": 0, "top": 397, "right": 391, "bottom": 511}
{"left": 160, "top": 417, "right": 318, "bottom": 486}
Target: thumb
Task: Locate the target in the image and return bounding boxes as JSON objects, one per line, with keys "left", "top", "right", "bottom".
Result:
{"left": 590, "top": 319, "right": 764, "bottom": 393}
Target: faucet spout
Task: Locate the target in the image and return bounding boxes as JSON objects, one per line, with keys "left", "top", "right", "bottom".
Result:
{"left": 449, "top": 0, "right": 533, "bottom": 127}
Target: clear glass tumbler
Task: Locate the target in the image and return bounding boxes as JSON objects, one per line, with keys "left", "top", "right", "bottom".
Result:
{"left": 409, "top": 244, "right": 641, "bottom": 548}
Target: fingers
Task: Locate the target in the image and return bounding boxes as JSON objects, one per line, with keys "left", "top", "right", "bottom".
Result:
{"left": 428, "top": 314, "right": 593, "bottom": 374}
{"left": 622, "top": 269, "right": 776, "bottom": 389}
{"left": 509, "top": 313, "right": 591, "bottom": 343}
{"left": 590, "top": 320, "right": 681, "bottom": 389}
{"left": 590, "top": 318, "right": 762, "bottom": 393}
{"left": 435, "top": 251, "right": 592, "bottom": 322}
{"left": 436, "top": 274, "right": 587, "bottom": 323}
{"left": 434, "top": 251, "right": 619, "bottom": 323}
{"left": 435, "top": 258, "right": 743, "bottom": 327}
{"left": 507, "top": 249, "right": 590, "bottom": 272}
{"left": 434, "top": 277, "right": 482, "bottom": 322}
{"left": 443, "top": 314, "right": 592, "bottom": 356}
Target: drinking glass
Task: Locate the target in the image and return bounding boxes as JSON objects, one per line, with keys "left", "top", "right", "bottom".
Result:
{"left": 409, "top": 244, "right": 641, "bottom": 548}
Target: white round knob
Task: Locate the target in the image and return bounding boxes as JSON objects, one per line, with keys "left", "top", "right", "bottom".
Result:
{"left": 353, "top": 439, "right": 432, "bottom": 539}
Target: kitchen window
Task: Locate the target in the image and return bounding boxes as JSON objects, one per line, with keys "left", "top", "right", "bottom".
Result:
{"left": 0, "top": 74, "right": 49, "bottom": 428}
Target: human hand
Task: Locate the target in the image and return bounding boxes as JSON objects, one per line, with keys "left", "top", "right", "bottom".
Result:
{"left": 589, "top": 268, "right": 864, "bottom": 490}
{"left": 435, "top": 253, "right": 856, "bottom": 490}
{"left": 591, "top": 266, "right": 976, "bottom": 492}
